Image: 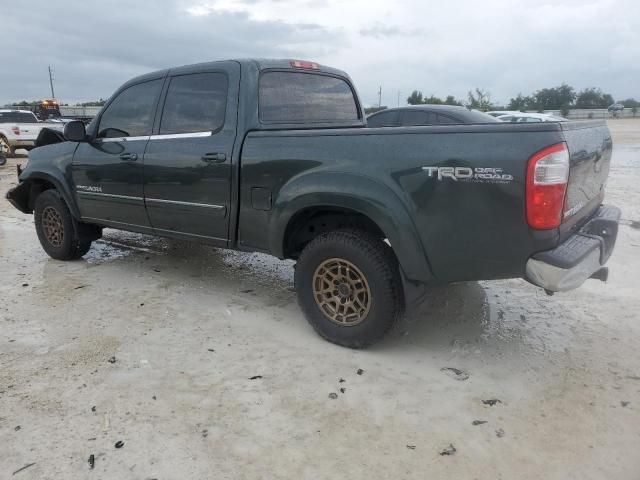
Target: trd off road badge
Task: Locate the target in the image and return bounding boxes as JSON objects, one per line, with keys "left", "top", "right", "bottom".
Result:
{"left": 422, "top": 166, "right": 513, "bottom": 184}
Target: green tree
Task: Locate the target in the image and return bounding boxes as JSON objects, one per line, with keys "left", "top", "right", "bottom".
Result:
{"left": 407, "top": 90, "right": 424, "bottom": 105}
{"left": 531, "top": 84, "right": 576, "bottom": 111}
{"left": 507, "top": 93, "right": 531, "bottom": 111}
{"left": 575, "top": 88, "right": 614, "bottom": 109}
{"left": 444, "top": 95, "right": 462, "bottom": 106}
{"left": 422, "top": 95, "right": 443, "bottom": 105}
{"left": 621, "top": 98, "right": 639, "bottom": 108}
{"left": 466, "top": 88, "right": 491, "bottom": 111}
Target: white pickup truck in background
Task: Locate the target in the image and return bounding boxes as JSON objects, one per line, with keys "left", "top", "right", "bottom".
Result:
{"left": 0, "top": 109, "right": 62, "bottom": 156}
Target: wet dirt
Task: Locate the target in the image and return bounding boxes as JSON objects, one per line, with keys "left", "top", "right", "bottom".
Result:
{"left": 1, "top": 120, "right": 639, "bottom": 479}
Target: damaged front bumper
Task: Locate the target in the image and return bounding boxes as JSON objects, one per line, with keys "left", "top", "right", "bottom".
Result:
{"left": 526, "top": 205, "right": 620, "bottom": 292}
{"left": 5, "top": 175, "right": 32, "bottom": 214}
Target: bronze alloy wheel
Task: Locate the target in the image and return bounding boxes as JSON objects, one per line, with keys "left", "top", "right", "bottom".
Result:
{"left": 42, "top": 206, "right": 64, "bottom": 247}
{"left": 312, "top": 258, "right": 372, "bottom": 326}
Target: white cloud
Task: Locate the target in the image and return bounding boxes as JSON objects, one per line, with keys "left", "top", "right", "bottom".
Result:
{"left": 1, "top": 0, "right": 638, "bottom": 106}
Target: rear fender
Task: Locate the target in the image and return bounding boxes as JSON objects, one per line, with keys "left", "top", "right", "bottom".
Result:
{"left": 270, "top": 171, "right": 434, "bottom": 284}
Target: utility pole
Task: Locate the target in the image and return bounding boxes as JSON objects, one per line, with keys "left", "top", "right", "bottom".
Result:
{"left": 48, "top": 66, "right": 55, "bottom": 99}
{"left": 397, "top": 90, "right": 401, "bottom": 107}
{"left": 378, "top": 86, "right": 382, "bottom": 108}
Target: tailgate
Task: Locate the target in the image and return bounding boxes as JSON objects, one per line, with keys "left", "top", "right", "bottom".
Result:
{"left": 561, "top": 120, "right": 612, "bottom": 227}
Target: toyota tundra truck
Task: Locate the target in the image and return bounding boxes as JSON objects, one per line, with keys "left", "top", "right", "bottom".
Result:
{"left": 5, "top": 59, "right": 620, "bottom": 348}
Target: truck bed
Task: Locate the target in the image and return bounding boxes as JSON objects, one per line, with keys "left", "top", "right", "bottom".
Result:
{"left": 239, "top": 120, "right": 610, "bottom": 284}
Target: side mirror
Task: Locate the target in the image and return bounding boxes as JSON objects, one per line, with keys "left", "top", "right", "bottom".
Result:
{"left": 63, "top": 120, "right": 87, "bottom": 142}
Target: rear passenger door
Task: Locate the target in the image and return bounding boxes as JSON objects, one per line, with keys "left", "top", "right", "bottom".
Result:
{"left": 143, "top": 63, "right": 239, "bottom": 244}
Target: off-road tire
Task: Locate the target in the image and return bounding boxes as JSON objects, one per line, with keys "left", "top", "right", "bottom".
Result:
{"left": 0, "top": 135, "right": 13, "bottom": 157}
{"left": 294, "top": 229, "right": 403, "bottom": 348}
{"left": 34, "top": 189, "right": 93, "bottom": 260}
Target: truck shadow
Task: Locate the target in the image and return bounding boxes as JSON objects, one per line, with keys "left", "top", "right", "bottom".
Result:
{"left": 75, "top": 230, "right": 551, "bottom": 357}
{"left": 387, "top": 282, "right": 493, "bottom": 352}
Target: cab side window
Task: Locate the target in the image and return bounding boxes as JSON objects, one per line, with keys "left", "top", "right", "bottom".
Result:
{"left": 160, "top": 73, "right": 228, "bottom": 135}
{"left": 97, "top": 80, "right": 163, "bottom": 138}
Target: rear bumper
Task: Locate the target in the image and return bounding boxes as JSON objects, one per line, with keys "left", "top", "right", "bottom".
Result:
{"left": 525, "top": 205, "right": 620, "bottom": 292}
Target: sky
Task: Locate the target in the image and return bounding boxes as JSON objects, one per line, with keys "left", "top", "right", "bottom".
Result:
{"left": 1, "top": 0, "right": 638, "bottom": 107}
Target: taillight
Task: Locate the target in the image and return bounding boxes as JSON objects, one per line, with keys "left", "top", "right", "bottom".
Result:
{"left": 526, "top": 142, "right": 569, "bottom": 229}
{"left": 11, "top": 126, "right": 20, "bottom": 135}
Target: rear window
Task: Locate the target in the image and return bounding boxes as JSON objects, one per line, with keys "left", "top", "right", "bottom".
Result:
{"left": 259, "top": 71, "right": 359, "bottom": 123}
{"left": 0, "top": 112, "right": 38, "bottom": 123}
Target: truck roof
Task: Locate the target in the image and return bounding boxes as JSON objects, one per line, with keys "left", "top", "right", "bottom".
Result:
{"left": 120, "top": 59, "right": 350, "bottom": 89}
{"left": 0, "top": 109, "right": 34, "bottom": 114}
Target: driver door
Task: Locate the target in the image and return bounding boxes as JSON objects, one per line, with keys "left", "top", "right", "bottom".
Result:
{"left": 72, "top": 78, "right": 164, "bottom": 229}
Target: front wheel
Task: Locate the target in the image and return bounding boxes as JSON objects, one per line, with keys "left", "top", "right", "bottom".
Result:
{"left": 34, "top": 189, "right": 93, "bottom": 260}
{"left": 0, "top": 136, "right": 12, "bottom": 157}
{"left": 294, "top": 229, "right": 403, "bottom": 348}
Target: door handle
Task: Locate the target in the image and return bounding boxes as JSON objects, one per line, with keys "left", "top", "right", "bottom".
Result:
{"left": 201, "top": 152, "right": 226, "bottom": 163}
{"left": 119, "top": 153, "right": 138, "bottom": 161}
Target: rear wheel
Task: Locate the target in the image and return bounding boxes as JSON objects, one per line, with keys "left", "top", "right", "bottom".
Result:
{"left": 294, "top": 229, "right": 403, "bottom": 348}
{"left": 34, "top": 189, "right": 93, "bottom": 260}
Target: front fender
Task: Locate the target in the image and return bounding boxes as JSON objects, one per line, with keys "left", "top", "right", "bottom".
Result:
{"left": 269, "top": 171, "right": 434, "bottom": 283}
{"left": 6, "top": 142, "right": 80, "bottom": 218}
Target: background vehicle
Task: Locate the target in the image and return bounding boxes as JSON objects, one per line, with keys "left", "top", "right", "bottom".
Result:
{"left": 497, "top": 112, "right": 567, "bottom": 123}
{"left": 33, "top": 99, "right": 62, "bottom": 120}
{"left": 607, "top": 103, "right": 625, "bottom": 112}
{"left": 486, "top": 110, "right": 522, "bottom": 117}
{"left": 6, "top": 59, "right": 619, "bottom": 348}
{"left": 6, "top": 101, "right": 100, "bottom": 123}
{"left": 0, "top": 109, "right": 62, "bottom": 155}
{"left": 367, "top": 105, "right": 497, "bottom": 127}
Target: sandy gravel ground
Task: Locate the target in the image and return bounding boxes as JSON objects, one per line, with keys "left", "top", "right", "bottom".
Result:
{"left": 1, "top": 120, "right": 639, "bottom": 480}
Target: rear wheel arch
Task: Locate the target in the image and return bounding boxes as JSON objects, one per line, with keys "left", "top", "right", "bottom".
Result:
{"left": 282, "top": 206, "right": 386, "bottom": 259}
{"left": 272, "top": 186, "right": 434, "bottom": 284}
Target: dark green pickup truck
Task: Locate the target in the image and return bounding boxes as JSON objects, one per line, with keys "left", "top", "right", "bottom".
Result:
{"left": 6, "top": 59, "right": 620, "bottom": 347}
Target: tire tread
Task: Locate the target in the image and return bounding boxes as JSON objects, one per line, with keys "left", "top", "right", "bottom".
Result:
{"left": 295, "top": 228, "right": 403, "bottom": 348}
